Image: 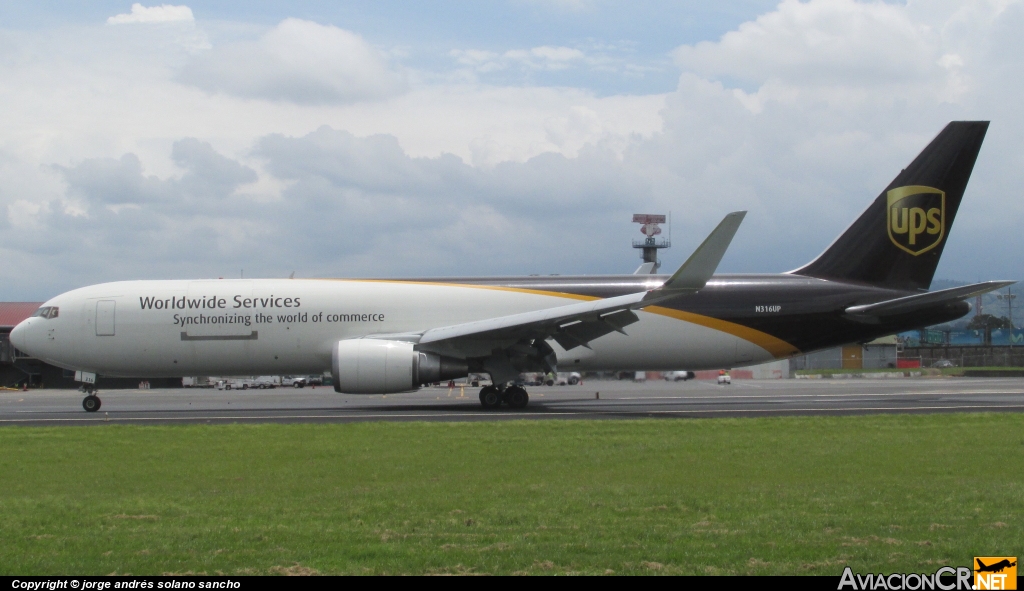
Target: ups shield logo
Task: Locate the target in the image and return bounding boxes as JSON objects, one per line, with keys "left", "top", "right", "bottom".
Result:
{"left": 887, "top": 185, "right": 945, "bottom": 256}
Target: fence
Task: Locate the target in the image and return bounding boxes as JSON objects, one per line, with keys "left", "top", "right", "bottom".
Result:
{"left": 903, "top": 346, "right": 1024, "bottom": 368}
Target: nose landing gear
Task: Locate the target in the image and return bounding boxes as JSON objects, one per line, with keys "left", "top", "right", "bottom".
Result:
{"left": 478, "top": 384, "right": 530, "bottom": 409}
{"left": 80, "top": 385, "right": 101, "bottom": 412}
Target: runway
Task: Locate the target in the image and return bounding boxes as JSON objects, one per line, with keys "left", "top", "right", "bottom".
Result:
{"left": 3, "top": 377, "right": 1024, "bottom": 426}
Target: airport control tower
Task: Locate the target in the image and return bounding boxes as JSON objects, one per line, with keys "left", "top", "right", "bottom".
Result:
{"left": 632, "top": 213, "right": 670, "bottom": 274}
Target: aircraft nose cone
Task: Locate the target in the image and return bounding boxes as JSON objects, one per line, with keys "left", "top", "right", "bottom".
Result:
{"left": 10, "top": 320, "right": 28, "bottom": 352}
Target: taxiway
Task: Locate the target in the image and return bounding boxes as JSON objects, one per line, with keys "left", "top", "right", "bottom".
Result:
{"left": 2, "top": 377, "right": 1024, "bottom": 426}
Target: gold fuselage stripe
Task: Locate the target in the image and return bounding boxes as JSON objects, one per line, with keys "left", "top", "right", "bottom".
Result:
{"left": 644, "top": 306, "right": 800, "bottom": 358}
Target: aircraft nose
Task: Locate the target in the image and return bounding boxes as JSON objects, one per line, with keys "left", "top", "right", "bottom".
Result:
{"left": 10, "top": 320, "right": 28, "bottom": 352}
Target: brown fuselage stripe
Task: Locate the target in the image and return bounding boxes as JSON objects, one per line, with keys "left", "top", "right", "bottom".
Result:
{"left": 315, "top": 279, "right": 800, "bottom": 358}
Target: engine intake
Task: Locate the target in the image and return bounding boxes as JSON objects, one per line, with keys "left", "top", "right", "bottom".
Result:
{"left": 332, "top": 339, "right": 468, "bottom": 394}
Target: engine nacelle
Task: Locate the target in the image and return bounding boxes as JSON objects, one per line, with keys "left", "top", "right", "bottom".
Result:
{"left": 332, "top": 339, "right": 468, "bottom": 394}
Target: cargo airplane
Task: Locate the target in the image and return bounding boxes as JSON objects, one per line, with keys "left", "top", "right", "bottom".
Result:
{"left": 10, "top": 121, "right": 1012, "bottom": 412}
{"left": 976, "top": 558, "right": 1016, "bottom": 574}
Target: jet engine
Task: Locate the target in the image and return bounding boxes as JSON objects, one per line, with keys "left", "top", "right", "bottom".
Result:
{"left": 331, "top": 339, "right": 468, "bottom": 394}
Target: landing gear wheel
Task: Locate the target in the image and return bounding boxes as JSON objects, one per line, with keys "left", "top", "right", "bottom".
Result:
{"left": 479, "top": 386, "right": 502, "bottom": 409}
{"left": 506, "top": 386, "right": 529, "bottom": 409}
{"left": 82, "top": 395, "right": 101, "bottom": 412}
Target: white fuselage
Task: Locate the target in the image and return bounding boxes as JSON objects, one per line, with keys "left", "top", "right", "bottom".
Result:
{"left": 10, "top": 279, "right": 776, "bottom": 378}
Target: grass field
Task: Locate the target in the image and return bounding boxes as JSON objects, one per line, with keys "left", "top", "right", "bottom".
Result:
{"left": 1, "top": 414, "right": 1022, "bottom": 575}
{"left": 794, "top": 368, "right": 932, "bottom": 376}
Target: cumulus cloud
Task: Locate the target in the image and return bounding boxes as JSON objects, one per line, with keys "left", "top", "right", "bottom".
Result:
{"left": 108, "top": 3, "right": 194, "bottom": 25}
{"left": 671, "top": 0, "right": 965, "bottom": 114}
{"left": 56, "top": 154, "right": 170, "bottom": 206}
{"left": 452, "top": 45, "right": 593, "bottom": 72}
{"left": 178, "top": 19, "right": 406, "bottom": 104}
{"left": 4, "top": 140, "right": 262, "bottom": 289}
{"left": 171, "top": 138, "right": 258, "bottom": 197}
{"left": 0, "top": 130, "right": 644, "bottom": 295}
{"left": 505, "top": 46, "right": 587, "bottom": 70}
{"left": 675, "top": 0, "right": 937, "bottom": 85}
{"left": 247, "top": 127, "right": 646, "bottom": 275}
{"left": 52, "top": 139, "right": 256, "bottom": 215}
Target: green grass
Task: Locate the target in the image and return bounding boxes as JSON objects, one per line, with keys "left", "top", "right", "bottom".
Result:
{"left": 1, "top": 415, "right": 1022, "bottom": 575}
{"left": 795, "top": 368, "right": 924, "bottom": 376}
{"left": 947, "top": 367, "right": 1024, "bottom": 376}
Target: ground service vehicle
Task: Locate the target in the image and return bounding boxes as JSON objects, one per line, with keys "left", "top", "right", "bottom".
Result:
{"left": 282, "top": 376, "right": 306, "bottom": 388}
{"left": 10, "top": 122, "right": 1012, "bottom": 412}
{"left": 665, "top": 371, "right": 695, "bottom": 382}
{"left": 181, "top": 376, "right": 211, "bottom": 388}
{"left": 254, "top": 376, "right": 279, "bottom": 389}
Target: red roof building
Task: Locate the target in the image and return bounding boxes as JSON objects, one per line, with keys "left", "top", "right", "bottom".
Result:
{"left": 0, "top": 302, "right": 43, "bottom": 329}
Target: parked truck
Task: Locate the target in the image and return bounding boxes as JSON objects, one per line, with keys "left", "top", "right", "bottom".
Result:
{"left": 181, "top": 376, "right": 212, "bottom": 388}
{"left": 254, "top": 376, "right": 280, "bottom": 389}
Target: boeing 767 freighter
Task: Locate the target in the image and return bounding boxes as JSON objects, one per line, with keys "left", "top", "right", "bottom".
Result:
{"left": 10, "top": 121, "right": 1012, "bottom": 411}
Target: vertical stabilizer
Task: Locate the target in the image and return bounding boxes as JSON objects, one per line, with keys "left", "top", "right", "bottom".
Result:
{"left": 793, "top": 121, "right": 989, "bottom": 290}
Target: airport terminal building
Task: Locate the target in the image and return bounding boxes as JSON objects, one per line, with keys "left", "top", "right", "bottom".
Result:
{"left": 0, "top": 302, "right": 45, "bottom": 387}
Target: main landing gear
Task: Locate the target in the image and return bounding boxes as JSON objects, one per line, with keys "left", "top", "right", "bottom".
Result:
{"left": 80, "top": 385, "right": 101, "bottom": 412}
{"left": 479, "top": 384, "right": 529, "bottom": 409}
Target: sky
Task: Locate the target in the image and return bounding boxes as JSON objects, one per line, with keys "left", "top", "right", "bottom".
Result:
{"left": 1, "top": 0, "right": 1022, "bottom": 300}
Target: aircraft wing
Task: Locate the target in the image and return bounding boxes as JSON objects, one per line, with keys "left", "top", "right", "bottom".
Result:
{"left": 845, "top": 280, "right": 1016, "bottom": 317}
{"left": 646, "top": 211, "right": 746, "bottom": 296}
{"left": 416, "top": 290, "right": 649, "bottom": 357}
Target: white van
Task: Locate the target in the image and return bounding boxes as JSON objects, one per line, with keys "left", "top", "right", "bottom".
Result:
{"left": 664, "top": 371, "right": 695, "bottom": 382}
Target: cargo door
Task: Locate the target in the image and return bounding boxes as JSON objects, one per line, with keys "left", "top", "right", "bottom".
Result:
{"left": 841, "top": 345, "right": 863, "bottom": 369}
{"left": 95, "top": 300, "right": 116, "bottom": 336}
{"left": 181, "top": 280, "right": 255, "bottom": 375}
{"left": 182, "top": 281, "right": 254, "bottom": 339}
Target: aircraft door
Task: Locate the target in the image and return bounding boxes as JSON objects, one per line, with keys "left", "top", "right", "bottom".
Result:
{"left": 842, "top": 345, "right": 863, "bottom": 369}
{"left": 95, "top": 300, "right": 116, "bottom": 336}
{"left": 183, "top": 280, "right": 255, "bottom": 374}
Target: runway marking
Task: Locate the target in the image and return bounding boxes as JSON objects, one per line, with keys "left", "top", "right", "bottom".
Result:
{"left": 2, "top": 404, "right": 1024, "bottom": 424}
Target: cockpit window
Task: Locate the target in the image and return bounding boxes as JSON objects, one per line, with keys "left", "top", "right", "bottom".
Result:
{"left": 31, "top": 306, "right": 59, "bottom": 319}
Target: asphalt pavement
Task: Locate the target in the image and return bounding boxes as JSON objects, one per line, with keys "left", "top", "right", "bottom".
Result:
{"left": 2, "top": 377, "right": 1024, "bottom": 426}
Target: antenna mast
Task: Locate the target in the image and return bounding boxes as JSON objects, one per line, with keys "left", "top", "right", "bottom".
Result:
{"left": 632, "top": 213, "right": 670, "bottom": 273}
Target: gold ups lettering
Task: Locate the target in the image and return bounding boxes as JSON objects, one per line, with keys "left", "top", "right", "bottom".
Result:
{"left": 887, "top": 185, "right": 945, "bottom": 256}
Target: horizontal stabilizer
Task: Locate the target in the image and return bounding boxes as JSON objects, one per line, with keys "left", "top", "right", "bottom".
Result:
{"left": 647, "top": 211, "right": 746, "bottom": 298}
{"left": 845, "top": 281, "right": 1015, "bottom": 317}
